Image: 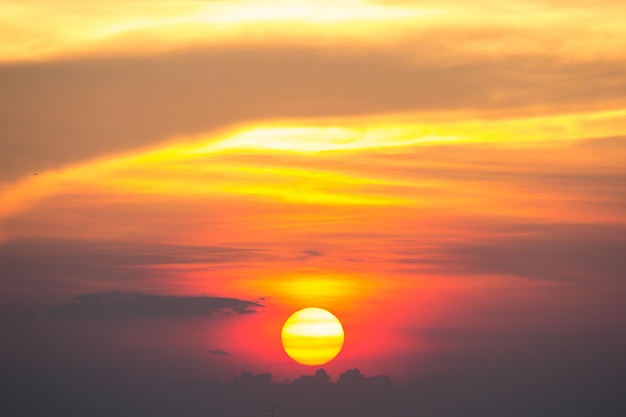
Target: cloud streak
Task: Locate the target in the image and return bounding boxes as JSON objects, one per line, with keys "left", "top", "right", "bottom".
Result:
{"left": 395, "top": 223, "right": 626, "bottom": 283}
{"left": 49, "top": 291, "right": 263, "bottom": 318}
{"left": 209, "top": 349, "right": 232, "bottom": 356}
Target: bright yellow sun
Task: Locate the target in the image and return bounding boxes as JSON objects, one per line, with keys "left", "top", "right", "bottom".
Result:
{"left": 281, "top": 307, "right": 345, "bottom": 366}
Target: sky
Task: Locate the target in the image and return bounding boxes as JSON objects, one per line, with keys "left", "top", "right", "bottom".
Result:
{"left": 1, "top": 1, "right": 626, "bottom": 416}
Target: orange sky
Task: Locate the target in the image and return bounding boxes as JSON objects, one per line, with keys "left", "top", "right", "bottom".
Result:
{"left": 1, "top": 0, "right": 626, "bottom": 383}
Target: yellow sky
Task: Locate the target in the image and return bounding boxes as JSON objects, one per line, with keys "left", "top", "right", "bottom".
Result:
{"left": 2, "top": 104, "right": 625, "bottom": 228}
{"left": 1, "top": 0, "right": 625, "bottom": 322}
{"left": 2, "top": 1, "right": 626, "bottom": 187}
{"left": 2, "top": 0, "right": 626, "bottom": 62}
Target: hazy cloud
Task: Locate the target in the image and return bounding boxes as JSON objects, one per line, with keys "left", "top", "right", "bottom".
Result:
{"left": 396, "top": 223, "right": 626, "bottom": 283}
{"left": 0, "top": 237, "right": 266, "bottom": 305}
{"left": 2, "top": 46, "right": 626, "bottom": 181}
{"left": 0, "top": 237, "right": 261, "bottom": 270}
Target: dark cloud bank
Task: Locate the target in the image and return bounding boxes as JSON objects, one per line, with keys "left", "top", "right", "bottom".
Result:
{"left": 1, "top": 357, "right": 623, "bottom": 417}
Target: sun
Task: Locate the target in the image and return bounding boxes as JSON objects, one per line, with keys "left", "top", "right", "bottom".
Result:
{"left": 281, "top": 307, "right": 345, "bottom": 366}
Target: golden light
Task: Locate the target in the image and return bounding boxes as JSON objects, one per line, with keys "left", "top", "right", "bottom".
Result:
{"left": 0, "top": 0, "right": 442, "bottom": 63}
{"left": 281, "top": 307, "right": 344, "bottom": 366}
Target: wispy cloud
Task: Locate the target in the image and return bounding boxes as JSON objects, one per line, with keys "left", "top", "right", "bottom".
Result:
{"left": 393, "top": 223, "right": 626, "bottom": 283}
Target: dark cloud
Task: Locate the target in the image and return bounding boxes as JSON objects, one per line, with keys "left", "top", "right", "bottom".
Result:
{"left": 198, "top": 368, "right": 396, "bottom": 416}
{"left": 302, "top": 249, "right": 324, "bottom": 257}
{"left": 233, "top": 371, "right": 273, "bottom": 388}
{"left": 49, "top": 291, "right": 263, "bottom": 318}
{"left": 291, "top": 368, "right": 331, "bottom": 386}
{"left": 209, "top": 349, "right": 232, "bottom": 356}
